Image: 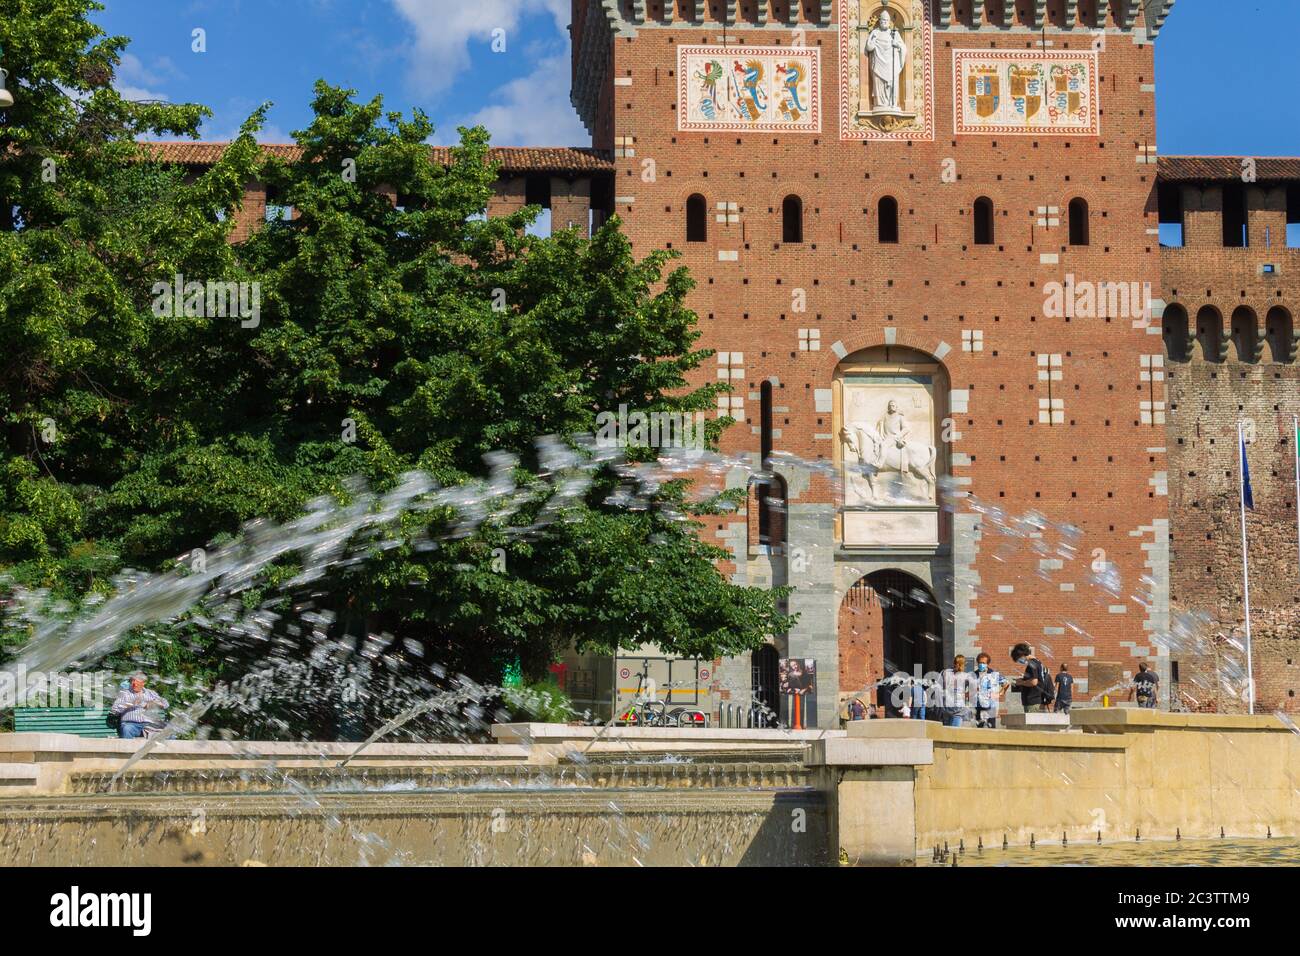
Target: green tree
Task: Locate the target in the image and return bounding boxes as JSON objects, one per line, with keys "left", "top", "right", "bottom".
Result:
{"left": 0, "top": 3, "right": 792, "bottom": 734}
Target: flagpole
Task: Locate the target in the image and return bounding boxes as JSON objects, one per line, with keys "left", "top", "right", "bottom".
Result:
{"left": 1237, "top": 420, "right": 1255, "bottom": 715}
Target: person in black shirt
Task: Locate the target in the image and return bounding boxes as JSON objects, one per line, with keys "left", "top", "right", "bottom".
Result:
{"left": 1010, "top": 642, "right": 1049, "bottom": 713}
{"left": 1129, "top": 662, "right": 1159, "bottom": 709}
{"left": 1053, "top": 663, "right": 1074, "bottom": 715}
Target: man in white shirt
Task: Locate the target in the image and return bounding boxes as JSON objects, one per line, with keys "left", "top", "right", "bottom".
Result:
{"left": 110, "top": 673, "right": 169, "bottom": 739}
{"left": 973, "top": 652, "right": 1009, "bottom": 728}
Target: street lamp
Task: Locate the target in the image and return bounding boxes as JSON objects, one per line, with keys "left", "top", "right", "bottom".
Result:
{"left": 0, "top": 43, "right": 13, "bottom": 108}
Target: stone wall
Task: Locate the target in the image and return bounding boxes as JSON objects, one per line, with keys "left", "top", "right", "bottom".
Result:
{"left": 816, "top": 709, "right": 1300, "bottom": 864}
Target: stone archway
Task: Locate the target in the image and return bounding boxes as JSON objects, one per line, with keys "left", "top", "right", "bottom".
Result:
{"left": 838, "top": 570, "right": 943, "bottom": 715}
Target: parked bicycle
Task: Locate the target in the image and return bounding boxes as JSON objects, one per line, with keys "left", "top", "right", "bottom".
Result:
{"left": 616, "top": 660, "right": 708, "bottom": 727}
{"left": 617, "top": 660, "right": 667, "bottom": 726}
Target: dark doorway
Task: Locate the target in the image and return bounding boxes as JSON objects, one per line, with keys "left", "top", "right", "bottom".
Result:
{"left": 878, "top": 195, "right": 899, "bottom": 243}
{"left": 686, "top": 193, "right": 708, "bottom": 242}
{"left": 751, "top": 644, "right": 780, "bottom": 727}
{"left": 973, "top": 197, "right": 994, "bottom": 245}
{"left": 839, "top": 571, "right": 944, "bottom": 718}
{"left": 870, "top": 571, "right": 942, "bottom": 677}
{"left": 1068, "top": 197, "right": 1089, "bottom": 246}
{"left": 782, "top": 194, "right": 803, "bottom": 243}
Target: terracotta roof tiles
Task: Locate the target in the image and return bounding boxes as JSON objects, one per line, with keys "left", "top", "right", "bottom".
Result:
{"left": 142, "top": 142, "right": 613, "bottom": 174}
{"left": 1159, "top": 156, "right": 1300, "bottom": 182}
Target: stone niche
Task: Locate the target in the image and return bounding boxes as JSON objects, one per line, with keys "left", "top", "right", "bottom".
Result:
{"left": 835, "top": 347, "right": 947, "bottom": 550}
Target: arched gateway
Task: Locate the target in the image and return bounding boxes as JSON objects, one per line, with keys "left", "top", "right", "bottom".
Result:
{"left": 837, "top": 570, "right": 943, "bottom": 716}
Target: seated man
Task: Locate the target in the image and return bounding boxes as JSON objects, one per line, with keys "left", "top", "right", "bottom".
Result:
{"left": 110, "top": 672, "right": 169, "bottom": 739}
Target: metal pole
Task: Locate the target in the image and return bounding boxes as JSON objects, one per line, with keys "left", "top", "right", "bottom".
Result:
{"left": 1237, "top": 421, "right": 1255, "bottom": 715}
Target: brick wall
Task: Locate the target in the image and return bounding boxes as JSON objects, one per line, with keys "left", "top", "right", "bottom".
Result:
{"left": 602, "top": 1, "right": 1168, "bottom": 721}
{"left": 1162, "top": 177, "right": 1300, "bottom": 714}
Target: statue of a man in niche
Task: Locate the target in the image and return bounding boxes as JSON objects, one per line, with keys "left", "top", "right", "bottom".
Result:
{"left": 866, "top": 8, "right": 908, "bottom": 111}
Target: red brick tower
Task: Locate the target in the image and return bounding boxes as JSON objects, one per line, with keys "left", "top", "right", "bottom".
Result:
{"left": 573, "top": 0, "right": 1175, "bottom": 725}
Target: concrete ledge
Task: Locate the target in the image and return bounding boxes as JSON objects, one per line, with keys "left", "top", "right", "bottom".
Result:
{"left": 845, "top": 719, "right": 931, "bottom": 739}
{"left": 490, "top": 723, "right": 843, "bottom": 744}
{"left": 1001, "top": 713, "right": 1073, "bottom": 732}
{"left": 0, "top": 726, "right": 845, "bottom": 796}
{"left": 490, "top": 723, "right": 844, "bottom": 760}
{"left": 0, "top": 763, "right": 39, "bottom": 784}
{"left": 846, "top": 719, "right": 1127, "bottom": 750}
{"left": 809, "top": 736, "right": 933, "bottom": 767}
{"left": 1070, "top": 708, "right": 1292, "bottom": 733}
{"left": 0, "top": 733, "right": 537, "bottom": 796}
{"left": 0, "top": 733, "right": 531, "bottom": 761}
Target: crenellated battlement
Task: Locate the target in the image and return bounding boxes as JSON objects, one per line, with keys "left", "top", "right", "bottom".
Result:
{"left": 1158, "top": 158, "right": 1300, "bottom": 369}
{"left": 580, "top": 0, "right": 1174, "bottom": 34}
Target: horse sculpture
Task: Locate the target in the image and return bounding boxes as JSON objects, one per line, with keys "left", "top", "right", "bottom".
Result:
{"left": 840, "top": 421, "right": 938, "bottom": 502}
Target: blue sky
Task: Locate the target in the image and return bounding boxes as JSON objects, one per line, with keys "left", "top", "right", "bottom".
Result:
{"left": 95, "top": 0, "right": 1299, "bottom": 156}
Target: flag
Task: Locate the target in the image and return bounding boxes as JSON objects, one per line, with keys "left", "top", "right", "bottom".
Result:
{"left": 1241, "top": 434, "right": 1254, "bottom": 510}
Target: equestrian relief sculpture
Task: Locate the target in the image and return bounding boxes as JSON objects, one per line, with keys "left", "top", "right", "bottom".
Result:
{"left": 841, "top": 399, "right": 937, "bottom": 503}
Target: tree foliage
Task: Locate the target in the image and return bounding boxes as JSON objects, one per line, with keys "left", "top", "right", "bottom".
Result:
{"left": 0, "top": 3, "right": 791, "bottom": 732}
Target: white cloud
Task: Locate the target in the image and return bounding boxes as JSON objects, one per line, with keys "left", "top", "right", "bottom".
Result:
{"left": 115, "top": 53, "right": 171, "bottom": 102}
{"left": 447, "top": 52, "right": 587, "bottom": 146}
{"left": 199, "top": 118, "right": 296, "bottom": 145}
{"left": 390, "top": 0, "right": 570, "bottom": 97}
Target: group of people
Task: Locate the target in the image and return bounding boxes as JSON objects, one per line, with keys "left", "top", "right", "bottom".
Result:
{"left": 843, "top": 643, "right": 1161, "bottom": 726}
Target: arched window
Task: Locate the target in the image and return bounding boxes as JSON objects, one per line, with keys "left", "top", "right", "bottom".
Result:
{"left": 878, "top": 196, "right": 899, "bottom": 244}
{"left": 1196, "top": 306, "right": 1226, "bottom": 363}
{"left": 686, "top": 193, "right": 707, "bottom": 242}
{"left": 973, "top": 197, "right": 994, "bottom": 245}
{"left": 1230, "top": 307, "right": 1259, "bottom": 363}
{"left": 782, "top": 195, "right": 803, "bottom": 243}
{"left": 1162, "top": 305, "right": 1190, "bottom": 363}
{"left": 1266, "top": 307, "right": 1295, "bottom": 363}
{"left": 750, "top": 645, "right": 780, "bottom": 728}
{"left": 1068, "top": 197, "right": 1090, "bottom": 246}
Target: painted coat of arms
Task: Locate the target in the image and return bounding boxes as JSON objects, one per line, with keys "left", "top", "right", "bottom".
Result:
{"left": 968, "top": 68, "right": 1000, "bottom": 118}
{"left": 679, "top": 46, "right": 820, "bottom": 132}
{"left": 954, "top": 50, "right": 1100, "bottom": 136}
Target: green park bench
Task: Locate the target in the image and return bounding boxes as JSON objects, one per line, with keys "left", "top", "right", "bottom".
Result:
{"left": 12, "top": 706, "right": 117, "bottom": 738}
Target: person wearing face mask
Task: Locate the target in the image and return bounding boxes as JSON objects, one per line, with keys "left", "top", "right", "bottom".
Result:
{"left": 1010, "top": 642, "right": 1054, "bottom": 713}
{"left": 973, "top": 652, "right": 1008, "bottom": 728}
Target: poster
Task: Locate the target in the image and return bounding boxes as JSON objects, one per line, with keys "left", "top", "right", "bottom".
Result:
{"left": 779, "top": 657, "right": 818, "bottom": 729}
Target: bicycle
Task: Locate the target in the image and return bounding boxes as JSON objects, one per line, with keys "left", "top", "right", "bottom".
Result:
{"left": 618, "top": 660, "right": 671, "bottom": 727}
{"left": 616, "top": 660, "right": 708, "bottom": 727}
